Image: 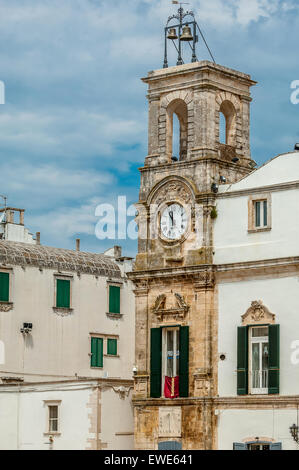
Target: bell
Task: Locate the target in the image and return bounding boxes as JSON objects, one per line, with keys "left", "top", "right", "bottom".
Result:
{"left": 180, "top": 25, "right": 193, "bottom": 42}
{"left": 167, "top": 28, "right": 178, "bottom": 40}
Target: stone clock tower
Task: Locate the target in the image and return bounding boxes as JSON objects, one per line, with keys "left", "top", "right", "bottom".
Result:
{"left": 130, "top": 60, "right": 256, "bottom": 450}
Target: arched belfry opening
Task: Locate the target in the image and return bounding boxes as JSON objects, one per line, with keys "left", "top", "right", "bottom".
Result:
{"left": 219, "top": 100, "right": 237, "bottom": 147}
{"left": 166, "top": 99, "right": 188, "bottom": 161}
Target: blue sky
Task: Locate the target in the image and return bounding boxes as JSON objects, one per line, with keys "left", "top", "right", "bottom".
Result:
{"left": 0, "top": 0, "right": 298, "bottom": 256}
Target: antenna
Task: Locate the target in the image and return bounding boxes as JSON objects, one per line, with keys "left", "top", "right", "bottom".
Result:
{"left": 0, "top": 195, "right": 7, "bottom": 210}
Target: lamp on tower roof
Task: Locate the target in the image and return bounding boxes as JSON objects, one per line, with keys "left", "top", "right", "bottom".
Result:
{"left": 163, "top": 1, "right": 216, "bottom": 68}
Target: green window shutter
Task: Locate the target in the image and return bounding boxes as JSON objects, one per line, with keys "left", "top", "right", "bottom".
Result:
{"left": 268, "top": 324, "right": 280, "bottom": 394}
{"left": 179, "top": 326, "right": 189, "bottom": 398}
{"left": 0, "top": 272, "right": 9, "bottom": 302}
{"left": 56, "top": 279, "right": 70, "bottom": 308}
{"left": 150, "top": 328, "right": 162, "bottom": 398}
{"left": 107, "top": 338, "right": 117, "bottom": 356}
{"left": 109, "top": 286, "right": 120, "bottom": 314}
{"left": 237, "top": 326, "right": 248, "bottom": 395}
{"left": 91, "top": 337, "right": 103, "bottom": 368}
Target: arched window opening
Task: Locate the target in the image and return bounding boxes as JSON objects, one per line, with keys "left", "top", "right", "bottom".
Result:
{"left": 166, "top": 99, "right": 188, "bottom": 162}
{"left": 172, "top": 113, "right": 180, "bottom": 160}
{"left": 219, "top": 100, "right": 237, "bottom": 147}
{"left": 219, "top": 112, "right": 226, "bottom": 144}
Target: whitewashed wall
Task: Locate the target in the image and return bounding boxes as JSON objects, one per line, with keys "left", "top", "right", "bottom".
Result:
{"left": 0, "top": 265, "right": 135, "bottom": 381}
{"left": 214, "top": 152, "right": 299, "bottom": 265}
{"left": 217, "top": 409, "right": 299, "bottom": 450}
{"left": 0, "top": 381, "right": 134, "bottom": 450}
{"left": 218, "top": 276, "right": 299, "bottom": 397}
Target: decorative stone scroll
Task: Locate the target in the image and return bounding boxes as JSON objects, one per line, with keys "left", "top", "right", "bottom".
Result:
{"left": 152, "top": 293, "right": 189, "bottom": 322}
{"left": 52, "top": 307, "right": 74, "bottom": 317}
{"left": 0, "top": 302, "right": 13, "bottom": 312}
{"left": 241, "top": 300, "right": 275, "bottom": 326}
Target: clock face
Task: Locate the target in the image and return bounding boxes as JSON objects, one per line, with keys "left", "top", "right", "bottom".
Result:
{"left": 160, "top": 203, "right": 188, "bottom": 240}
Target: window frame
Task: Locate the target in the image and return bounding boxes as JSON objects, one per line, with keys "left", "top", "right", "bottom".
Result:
{"left": 107, "top": 337, "right": 118, "bottom": 357}
{"left": 0, "top": 268, "right": 13, "bottom": 304}
{"left": 90, "top": 335, "right": 104, "bottom": 369}
{"left": 248, "top": 194, "right": 272, "bottom": 233}
{"left": 249, "top": 326, "right": 269, "bottom": 395}
{"left": 44, "top": 400, "right": 61, "bottom": 436}
{"left": 161, "top": 327, "right": 180, "bottom": 397}
{"left": 107, "top": 282, "right": 122, "bottom": 317}
{"left": 54, "top": 274, "right": 73, "bottom": 310}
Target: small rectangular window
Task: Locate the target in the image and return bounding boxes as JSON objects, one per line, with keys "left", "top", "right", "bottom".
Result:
{"left": 56, "top": 279, "right": 70, "bottom": 308}
{"left": 254, "top": 200, "right": 268, "bottom": 228}
{"left": 255, "top": 201, "right": 261, "bottom": 227}
{"left": 107, "top": 338, "right": 117, "bottom": 356}
{"left": 48, "top": 405, "right": 59, "bottom": 433}
{"left": 109, "top": 286, "right": 120, "bottom": 314}
{"left": 91, "top": 337, "right": 103, "bottom": 368}
{"left": 0, "top": 272, "right": 9, "bottom": 302}
{"left": 248, "top": 194, "right": 271, "bottom": 233}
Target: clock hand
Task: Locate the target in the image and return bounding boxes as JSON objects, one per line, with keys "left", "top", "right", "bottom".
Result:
{"left": 169, "top": 211, "right": 174, "bottom": 227}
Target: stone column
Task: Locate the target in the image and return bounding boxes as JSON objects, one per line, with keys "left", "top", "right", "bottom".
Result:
{"left": 148, "top": 96, "right": 160, "bottom": 156}
{"left": 133, "top": 281, "right": 149, "bottom": 399}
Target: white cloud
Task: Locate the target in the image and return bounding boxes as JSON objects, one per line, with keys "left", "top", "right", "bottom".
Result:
{"left": 0, "top": 0, "right": 298, "bottom": 253}
{"left": 0, "top": 109, "right": 145, "bottom": 160}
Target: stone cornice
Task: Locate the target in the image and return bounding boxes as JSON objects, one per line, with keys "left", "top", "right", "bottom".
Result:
{"left": 216, "top": 256, "right": 299, "bottom": 274}
{"left": 139, "top": 156, "right": 251, "bottom": 175}
{"left": 133, "top": 395, "right": 299, "bottom": 408}
{"left": 129, "top": 257, "right": 299, "bottom": 283}
{"left": 142, "top": 61, "right": 256, "bottom": 86}
{"left": 217, "top": 180, "right": 299, "bottom": 199}
{"left": 128, "top": 265, "right": 215, "bottom": 282}
{"left": 214, "top": 395, "right": 299, "bottom": 408}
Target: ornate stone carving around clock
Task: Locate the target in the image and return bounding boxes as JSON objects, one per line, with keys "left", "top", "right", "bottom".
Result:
{"left": 152, "top": 292, "right": 189, "bottom": 322}
{"left": 241, "top": 300, "right": 275, "bottom": 326}
{"left": 151, "top": 179, "right": 193, "bottom": 207}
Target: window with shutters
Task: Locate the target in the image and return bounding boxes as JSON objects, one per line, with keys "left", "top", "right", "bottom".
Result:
{"left": 248, "top": 194, "right": 271, "bottom": 233}
{"left": 56, "top": 278, "right": 71, "bottom": 309}
{"left": 107, "top": 338, "right": 118, "bottom": 356}
{"left": 150, "top": 326, "right": 189, "bottom": 399}
{"left": 234, "top": 441, "right": 282, "bottom": 450}
{"left": 237, "top": 324, "right": 279, "bottom": 396}
{"left": 108, "top": 285, "right": 121, "bottom": 314}
{"left": 0, "top": 272, "right": 10, "bottom": 302}
{"left": 90, "top": 336, "right": 103, "bottom": 368}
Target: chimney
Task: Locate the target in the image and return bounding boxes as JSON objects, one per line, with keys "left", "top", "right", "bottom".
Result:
{"left": 76, "top": 239, "right": 80, "bottom": 251}
{"left": 19, "top": 210, "right": 24, "bottom": 226}
{"left": 114, "top": 246, "right": 122, "bottom": 259}
{"left": 36, "top": 232, "right": 41, "bottom": 245}
{"left": 6, "top": 210, "right": 14, "bottom": 224}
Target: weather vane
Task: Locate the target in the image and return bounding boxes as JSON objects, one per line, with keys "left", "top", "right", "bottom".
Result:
{"left": 163, "top": 1, "right": 216, "bottom": 68}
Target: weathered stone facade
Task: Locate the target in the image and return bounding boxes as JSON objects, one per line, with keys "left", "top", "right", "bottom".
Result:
{"left": 129, "top": 61, "right": 256, "bottom": 449}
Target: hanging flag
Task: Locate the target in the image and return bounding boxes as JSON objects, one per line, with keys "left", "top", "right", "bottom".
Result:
{"left": 164, "top": 376, "right": 179, "bottom": 399}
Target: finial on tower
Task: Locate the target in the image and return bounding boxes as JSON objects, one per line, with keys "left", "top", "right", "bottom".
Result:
{"left": 163, "top": 1, "right": 216, "bottom": 68}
